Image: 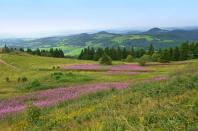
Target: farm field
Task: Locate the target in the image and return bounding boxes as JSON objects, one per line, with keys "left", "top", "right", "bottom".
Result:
{"left": 0, "top": 53, "right": 197, "bottom": 130}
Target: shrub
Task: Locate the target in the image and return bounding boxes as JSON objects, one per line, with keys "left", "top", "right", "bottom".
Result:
{"left": 152, "top": 52, "right": 161, "bottom": 62}
{"left": 138, "top": 55, "right": 152, "bottom": 66}
{"left": 5, "top": 77, "right": 10, "bottom": 82}
{"left": 99, "top": 53, "right": 112, "bottom": 65}
{"left": 125, "top": 55, "right": 133, "bottom": 62}
{"left": 18, "top": 77, "right": 21, "bottom": 82}
{"left": 21, "top": 77, "right": 28, "bottom": 82}
{"left": 67, "top": 72, "right": 73, "bottom": 76}
{"left": 55, "top": 75, "right": 61, "bottom": 80}
{"left": 31, "top": 80, "right": 41, "bottom": 87}
{"left": 26, "top": 103, "right": 41, "bottom": 124}
{"left": 53, "top": 72, "right": 63, "bottom": 76}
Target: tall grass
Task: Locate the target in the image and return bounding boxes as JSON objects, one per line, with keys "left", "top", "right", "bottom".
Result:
{"left": 9, "top": 65, "right": 198, "bottom": 130}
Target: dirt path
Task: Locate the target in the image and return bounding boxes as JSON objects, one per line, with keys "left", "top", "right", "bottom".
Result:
{"left": 0, "top": 58, "right": 18, "bottom": 70}
{"left": 0, "top": 82, "right": 130, "bottom": 118}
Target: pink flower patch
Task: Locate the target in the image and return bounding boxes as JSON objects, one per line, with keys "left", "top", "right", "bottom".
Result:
{"left": 153, "top": 76, "right": 167, "bottom": 81}
{"left": 63, "top": 64, "right": 148, "bottom": 72}
{"left": 63, "top": 64, "right": 105, "bottom": 70}
{"left": 107, "top": 71, "right": 140, "bottom": 75}
{"left": 0, "top": 82, "right": 129, "bottom": 118}
{"left": 110, "top": 64, "right": 146, "bottom": 71}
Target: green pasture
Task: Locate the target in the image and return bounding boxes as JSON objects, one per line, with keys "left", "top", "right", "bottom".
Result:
{"left": 0, "top": 53, "right": 195, "bottom": 99}
{"left": 1, "top": 61, "right": 198, "bottom": 130}
{"left": 0, "top": 53, "right": 198, "bottom": 130}
{"left": 0, "top": 53, "right": 95, "bottom": 98}
{"left": 112, "top": 35, "right": 154, "bottom": 44}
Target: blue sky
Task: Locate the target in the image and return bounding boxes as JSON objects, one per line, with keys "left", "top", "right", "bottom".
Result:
{"left": 0, "top": 0, "right": 198, "bottom": 36}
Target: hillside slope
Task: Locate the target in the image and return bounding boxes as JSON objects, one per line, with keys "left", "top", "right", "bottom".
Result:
{"left": 1, "top": 28, "right": 198, "bottom": 56}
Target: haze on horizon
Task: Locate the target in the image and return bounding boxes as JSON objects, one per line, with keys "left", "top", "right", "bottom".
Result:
{"left": 0, "top": 0, "right": 198, "bottom": 37}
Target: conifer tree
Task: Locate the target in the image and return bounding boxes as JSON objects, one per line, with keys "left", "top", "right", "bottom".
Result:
{"left": 148, "top": 44, "right": 154, "bottom": 55}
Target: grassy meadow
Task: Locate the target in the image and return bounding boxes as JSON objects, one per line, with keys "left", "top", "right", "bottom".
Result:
{"left": 0, "top": 52, "right": 198, "bottom": 130}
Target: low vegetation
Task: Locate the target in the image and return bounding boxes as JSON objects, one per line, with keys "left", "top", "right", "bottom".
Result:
{"left": 6, "top": 64, "right": 198, "bottom": 130}
{"left": 0, "top": 51, "right": 197, "bottom": 130}
{"left": 125, "top": 55, "right": 134, "bottom": 62}
{"left": 99, "top": 53, "right": 112, "bottom": 65}
{"left": 138, "top": 55, "right": 152, "bottom": 66}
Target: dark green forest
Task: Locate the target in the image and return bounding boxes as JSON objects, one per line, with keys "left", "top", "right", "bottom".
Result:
{"left": 78, "top": 42, "right": 198, "bottom": 62}
{"left": 1, "top": 45, "right": 65, "bottom": 58}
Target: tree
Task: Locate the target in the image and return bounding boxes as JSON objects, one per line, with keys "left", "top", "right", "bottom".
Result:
{"left": 125, "top": 55, "right": 133, "bottom": 62}
{"left": 179, "top": 42, "right": 189, "bottom": 60}
{"left": 99, "top": 53, "right": 112, "bottom": 65}
{"left": 152, "top": 52, "right": 161, "bottom": 62}
{"left": 136, "top": 49, "right": 146, "bottom": 58}
{"left": 169, "top": 47, "right": 173, "bottom": 61}
{"left": 27, "top": 48, "right": 32, "bottom": 54}
{"left": 116, "top": 47, "right": 122, "bottom": 60}
{"left": 138, "top": 55, "right": 152, "bottom": 66}
{"left": 35, "top": 48, "right": 41, "bottom": 56}
{"left": 19, "top": 48, "right": 24, "bottom": 52}
{"left": 122, "top": 47, "right": 128, "bottom": 59}
{"left": 148, "top": 44, "right": 155, "bottom": 55}
{"left": 78, "top": 50, "right": 84, "bottom": 59}
{"left": 110, "top": 48, "right": 117, "bottom": 60}
{"left": 159, "top": 49, "right": 170, "bottom": 63}
{"left": 93, "top": 48, "right": 103, "bottom": 61}
{"left": 131, "top": 46, "right": 135, "bottom": 57}
{"left": 2, "top": 44, "right": 10, "bottom": 53}
{"left": 172, "top": 47, "right": 180, "bottom": 61}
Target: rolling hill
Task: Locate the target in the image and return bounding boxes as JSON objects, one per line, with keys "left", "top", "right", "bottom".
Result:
{"left": 1, "top": 28, "right": 198, "bottom": 56}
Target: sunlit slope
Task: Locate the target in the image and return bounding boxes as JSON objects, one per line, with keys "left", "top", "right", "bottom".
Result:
{"left": 0, "top": 53, "right": 95, "bottom": 98}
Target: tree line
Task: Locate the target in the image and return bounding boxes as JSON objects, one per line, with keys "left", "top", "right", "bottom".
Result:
{"left": 1, "top": 45, "right": 65, "bottom": 58}
{"left": 78, "top": 42, "right": 198, "bottom": 62}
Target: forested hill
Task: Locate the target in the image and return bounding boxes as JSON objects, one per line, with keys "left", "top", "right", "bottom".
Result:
{"left": 1, "top": 28, "right": 198, "bottom": 56}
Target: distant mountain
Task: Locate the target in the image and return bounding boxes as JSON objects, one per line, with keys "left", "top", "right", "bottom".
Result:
{"left": 142, "top": 28, "right": 198, "bottom": 40}
{"left": 143, "top": 28, "right": 169, "bottom": 35}
{"left": 1, "top": 28, "right": 198, "bottom": 56}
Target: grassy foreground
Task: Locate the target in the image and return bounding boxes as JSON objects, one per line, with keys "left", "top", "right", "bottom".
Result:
{"left": 0, "top": 53, "right": 198, "bottom": 130}
{"left": 1, "top": 63, "right": 197, "bottom": 130}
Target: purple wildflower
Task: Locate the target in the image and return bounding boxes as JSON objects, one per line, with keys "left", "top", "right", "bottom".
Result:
{"left": 0, "top": 82, "right": 129, "bottom": 118}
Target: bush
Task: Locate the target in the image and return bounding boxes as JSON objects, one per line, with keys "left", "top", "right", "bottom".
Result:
{"left": 26, "top": 103, "right": 41, "bottom": 124}
{"left": 53, "top": 72, "right": 63, "bottom": 76}
{"left": 67, "top": 72, "right": 73, "bottom": 76}
{"left": 21, "top": 77, "right": 28, "bottom": 82}
{"left": 152, "top": 52, "right": 161, "bottom": 62}
{"left": 99, "top": 53, "right": 112, "bottom": 65}
{"left": 17, "top": 77, "right": 21, "bottom": 82}
{"left": 125, "top": 55, "right": 133, "bottom": 62}
{"left": 31, "top": 80, "right": 41, "bottom": 87}
{"left": 5, "top": 77, "right": 10, "bottom": 82}
{"left": 138, "top": 55, "right": 152, "bottom": 66}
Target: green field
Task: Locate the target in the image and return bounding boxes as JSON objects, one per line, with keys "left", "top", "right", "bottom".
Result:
{"left": 0, "top": 53, "right": 198, "bottom": 130}
{"left": 112, "top": 35, "right": 154, "bottom": 44}
{"left": 0, "top": 53, "right": 95, "bottom": 98}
